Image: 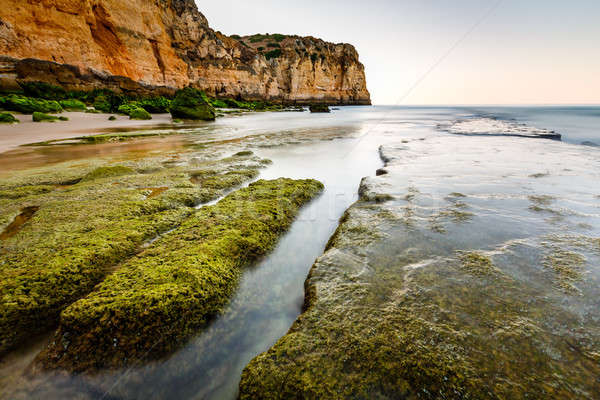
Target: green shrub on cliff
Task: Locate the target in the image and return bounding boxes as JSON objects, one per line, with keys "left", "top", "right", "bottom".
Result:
{"left": 20, "top": 81, "right": 67, "bottom": 100}
{"left": 38, "top": 178, "right": 324, "bottom": 371}
{"left": 0, "top": 95, "right": 63, "bottom": 114}
{"left": 265, "top": 49, "right": 282, "bottom": 60}
{"left": 170, "top": 87, "right": 216, "bottom": 121}
{"left": 0, "top": 112, "right": 18, "bottom": 123}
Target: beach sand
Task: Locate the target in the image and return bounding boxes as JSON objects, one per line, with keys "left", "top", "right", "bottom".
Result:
{"left": 0, "top": 112, "right": 176, "bottom": 154}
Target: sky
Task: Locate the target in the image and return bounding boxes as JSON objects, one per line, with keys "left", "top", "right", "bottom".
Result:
{"left": 197, "top": 0, "right": 600, "bottom": 105}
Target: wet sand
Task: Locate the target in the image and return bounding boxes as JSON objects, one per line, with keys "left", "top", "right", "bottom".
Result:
{"left": 0, "top": 112, "right": 176, "bottom": 154}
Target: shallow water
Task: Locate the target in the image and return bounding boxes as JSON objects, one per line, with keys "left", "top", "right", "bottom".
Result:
{"left": 1, "top": 106, "right": 599, "bottom": 399}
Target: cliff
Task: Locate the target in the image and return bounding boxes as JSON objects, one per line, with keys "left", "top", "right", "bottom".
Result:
{"left": 0, "top": 0, "right": 370, "bottom": 104}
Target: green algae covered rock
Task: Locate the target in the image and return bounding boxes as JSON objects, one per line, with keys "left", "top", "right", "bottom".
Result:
{"left": 38, "top": 178, "right": 323, "bottom": 372}
{"left": 1, "top": 95, "right": 63, "bottom": 114}
{"left": 20, "top": 81, "right": 67, "bottom": 100}
{"left": 170, "top": 87, "right": 216, "bottom": 121}
{"left": 117, "top": 103, "right": 152, "bottom": 120}
{"left": 59, "top": 99, "right": 86, "bottom": 111}
{"left": 128, "top": 107, "right": 152, "bottom": 120}
{"left": 0, "top": 156, "right": 268, "bottom": 355}
{"left": 92, "top": 95, "right": 112, "bottom": 113}
{"left": 309, "top": 104, "right": 330, "bottom": 113}
{"left": 0, "top": 112, "right": 18, "bottom": 124}
{"left": 32, "top": 112, "right": 60, "bottom": 122}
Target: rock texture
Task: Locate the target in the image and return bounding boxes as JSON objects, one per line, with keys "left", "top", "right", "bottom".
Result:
{"left": 0, "top": 0, "right": 370, "bottom": 104}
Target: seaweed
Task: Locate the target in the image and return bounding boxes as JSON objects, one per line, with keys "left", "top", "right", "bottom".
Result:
{"left": 38, "top": 178, "right": 324, "bottom": 371}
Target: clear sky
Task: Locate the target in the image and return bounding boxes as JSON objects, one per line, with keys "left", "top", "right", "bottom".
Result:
{"left": 197, "top": 0, "right": 600, "bottom": 105}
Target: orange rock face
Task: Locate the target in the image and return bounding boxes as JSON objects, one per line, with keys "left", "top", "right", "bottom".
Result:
{"left": 0, "top": 0, "right": 370, "bottom": 104}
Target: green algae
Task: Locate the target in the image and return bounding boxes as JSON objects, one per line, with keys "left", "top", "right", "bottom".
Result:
{"left": 80, "top": 165, "right": 136, "bottom": 182}
{"left": 0, "top": 112, "right": 18, "bottom": 123}
{"left": 32, "top": 112, "right": 61, "bottom": 122}
{"left": 0, "top": 95, "right": 63, "bottom": 114}
{"left": 170, "top": 88, "right": 216, "bottom": 121}
{"left": 59, "top": 99, "right": 86, "bottom": 111}
{"left": 0, "top": 155, "right": 268, "bottom": 355}
{"left": 458, "top": 251, "right": 499, "bottom": 276}
{"left": 37, "top": 178, "right": 324, "bottom": 372}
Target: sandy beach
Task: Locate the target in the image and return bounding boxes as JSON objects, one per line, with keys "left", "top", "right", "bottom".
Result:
{"left": 0, "top": 112, "right": 176, "bottom": 154}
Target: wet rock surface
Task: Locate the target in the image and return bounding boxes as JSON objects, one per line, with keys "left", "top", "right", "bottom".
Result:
{"left": 0, "top": 151, "right": 269, "bottom": 355}
{"left": 240, "top": 134, "right": 600, "bottom": 398}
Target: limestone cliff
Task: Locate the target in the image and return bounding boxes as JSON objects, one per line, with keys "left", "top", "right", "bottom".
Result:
{"left": 0, "top": 0, "right": 370, "bottom": 104}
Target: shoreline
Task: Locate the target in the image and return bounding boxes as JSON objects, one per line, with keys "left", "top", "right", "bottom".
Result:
{"left": 0, "top": 112, "right": 187, "bottom": 155}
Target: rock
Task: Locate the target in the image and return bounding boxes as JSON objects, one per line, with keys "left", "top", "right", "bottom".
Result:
{"left": 309, "top": 104, "right": 331, "bottom": 113}
{"left": 128, "top": 107, "right": 151, "bottom": 120}
{"left": 0, "top": 111, "right": 17, "bottom": 123}
{"left": 170, "top": 87, "right": 215, "bottom": 121}
{"left": 581, "top": 141, "right": 599, "bottom": 147}
{"left": 32, "top": 112, "right": 59, "bottom": 122}
{"left": 0, "top": 1, "right": 370, "bottom": 104}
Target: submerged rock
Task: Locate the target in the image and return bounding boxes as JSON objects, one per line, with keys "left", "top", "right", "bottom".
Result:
{"left": 170, "top": 87, "right": 216, "bottom": 121}
{"left": 240, "top": 135, "right": 600, "bottom": 399}
{"left": 37, "top": 178, "right": 324, "bottom": 372}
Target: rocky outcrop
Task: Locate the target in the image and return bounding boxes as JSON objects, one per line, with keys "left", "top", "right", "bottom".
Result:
{"left": 0, "top": 0, "right": 370, "bottom": 104}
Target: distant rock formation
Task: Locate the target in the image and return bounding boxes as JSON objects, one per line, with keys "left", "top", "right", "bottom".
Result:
{"left": 0, "top": 0, "right": 370, "bottom": 104}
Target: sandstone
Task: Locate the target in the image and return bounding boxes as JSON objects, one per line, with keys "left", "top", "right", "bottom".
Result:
{"left": 0, "top": 1, "right": 371, "bottom": 104}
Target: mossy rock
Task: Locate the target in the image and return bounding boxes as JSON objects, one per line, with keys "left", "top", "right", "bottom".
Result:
{"left": 0, "top": 158, "right": 267, "bottom": 355}
{"left": 20, "top": 81, "right": 67, "bottom": 100}
{"left": 108, "top": 115, "right": 117, "bottom": 121}
{"left": 137, "top": 97, "right": 171, "bottom": 113}
{"left": 93, "top": 95, "right": 112, "bottom": 113}
{"left": 59, "top": 99, "right": 86, "bottom": 111}
{"left": 0, "top": 112, "right": 18, "bottom": 124}
{"left": 309, "top": 104, "right": 331, "bottom": 113}
{"left": 80, "top": 165, "right": 136, "bottom": 182}
{"left": 129, "top": 107, "right": 152, "bottom": 120}
{"left": 37, "top": 178, "right": 324, "bottom": 371}
{"left": 1, "top": 95, "right": 63, "bottom": 114}
{"left": 170, "top": 87, "right": 216, "bottom": 121}
{"left": 32, "top": 112, "right": 60, "bottom": 122}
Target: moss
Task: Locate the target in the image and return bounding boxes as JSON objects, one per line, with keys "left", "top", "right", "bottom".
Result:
{"left": 108, "top": 115, "right": 117, "bottom": 121}
{"left": 309, "top": 104, "right": 330, "bottom": 113}
{"left": 59, "top": 99, "right": 86, "bottom": 111}
{"left": 1, "top": 95, "right": 63, "bottom": 114}
{"left": 37, "top": 178, "right": 324, "bottom": 371}
{"left": 0, "top": 112, "right": 18, "bottom": 123}
{"left": 0, "top": 185, "right": 55, "bottom": 199}
{"left": 0, "top": 157, "right": 268, "bottom": 355}
{"left": 458, "top": 251, "right": 499, "bottom": 276}
{"left": 128, "top": 107, "right": 152, "bottom": 120}
{"left": 32, "top": 112, "right": 60, "bottom": 122}
{"left": 93, "top": 95, "right": 112, "bottom": 113}
{"left": 80, "top": 165, "right": 136, "bottom": 182}
{"left": 20, "top": 81, "right": 67, "bottom": 100}
{"left": 234, "top": 150, "right": 254, "bottom": 157}
{"left": 170, "top": 87, "right": 216, "bottom": 121}
{"left": 137, "top": 97, "right": 171, "bottom": 113}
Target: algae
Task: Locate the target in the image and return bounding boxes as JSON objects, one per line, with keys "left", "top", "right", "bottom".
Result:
{"left": 37, "top": 178, "right": 324, "bottom": 371}
{"left": 170, "top": 88, "right": 216, "bottom": 121}
{"left": 0, "top": 112, "right": 18, "bottom": 123}
{"left": 0, "top": 155, "right": 268, "bottom": 355}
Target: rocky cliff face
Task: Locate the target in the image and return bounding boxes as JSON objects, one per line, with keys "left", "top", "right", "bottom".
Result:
{"left": 0, "top": 0, "right": 370, "bottom": 104}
